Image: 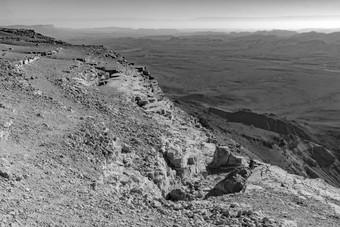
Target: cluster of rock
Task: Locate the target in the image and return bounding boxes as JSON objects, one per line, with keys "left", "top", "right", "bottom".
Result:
{"left": 287, "top": 138, "right": 340, "bottom": 182}
{"left": 207, "top": 107, "right": 340, "bottom": 187}
{"left": 134, "top": 65, "right": 154, "bottom": 80}
{"left": 53, "top": 47, "right": 254, "bottom": 201}
{"left": 12, "top": 47, "right": 62, "bottom": 68}
{"left": 17, "top": 56, "right": 39, "bottom": 67}
{"left": 133, "top": 195, "right": 290, "bottom": 227}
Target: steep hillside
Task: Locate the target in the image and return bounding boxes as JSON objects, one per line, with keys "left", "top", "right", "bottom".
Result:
{"left": 1, "top": 28, "right": 340, "bottom": 226}
{"left": 177, "top": 100, "right": 340, "bottom": 187}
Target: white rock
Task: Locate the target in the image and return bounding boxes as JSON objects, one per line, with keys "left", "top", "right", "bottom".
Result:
{"left": 280, "top": 219, "right": 297, "bottom": 227}
{"left": 2, "top": 120, "right": 13, "bottom": 128}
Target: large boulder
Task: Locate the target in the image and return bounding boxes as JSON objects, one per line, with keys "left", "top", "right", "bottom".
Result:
{"left": 205, "top": 167, "right": 252, "bottom": 198}
{"left": 207, "top": 146, "right": 248, "bottom": 174}
{"left": 166, "top": 188, "right": 191, "bottom": 201}
{"left": 208, "top": 146, "right": 231, "bottom": 168}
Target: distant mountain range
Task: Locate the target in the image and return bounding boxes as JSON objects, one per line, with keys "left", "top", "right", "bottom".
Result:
{"left": 193, "top": 15, "right": 340, "bottom": 20}
{"left": 2, "top": 24, "right": 340, "bottom": 43}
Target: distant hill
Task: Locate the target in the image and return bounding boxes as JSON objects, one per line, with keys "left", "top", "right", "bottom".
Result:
{"left": 5, "top": 25, "right": 182, "bottom": 40}
{"left": 229, "top": 30, "right": 297, "bottom": 37}
{"left": 7, "top": 24, "right": 340, "bottom": 43}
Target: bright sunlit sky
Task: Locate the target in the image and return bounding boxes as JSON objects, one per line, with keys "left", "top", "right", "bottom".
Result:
{"left": 1, "top": 0, "right": 340, "bottom": 30}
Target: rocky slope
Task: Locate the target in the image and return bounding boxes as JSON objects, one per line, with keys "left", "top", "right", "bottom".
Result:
{"left": 176, "top": 101, "right": 340, "bottom": 188}
{"left": 0, "top": 28, "right": 340, "bottom": 226}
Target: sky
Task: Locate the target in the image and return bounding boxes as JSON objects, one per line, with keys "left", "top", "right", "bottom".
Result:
{"left": 1, "top": 0, "right": 340, "bottom": 30}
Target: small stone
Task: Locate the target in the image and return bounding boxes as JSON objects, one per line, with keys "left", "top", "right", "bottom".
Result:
{"left": 153, "top": 200, "right": 162, "bottom": 208}
{"left": 262, "top": 217, "right": 270, "bottom": 224}
{"left": 215, "top": 220, "right": 225, "bottom": 225}
{"left": 33, "top": 90, "right": 42, "bottom": 96}
{"left": 137, "top": 100, "right": 148, "bottom": 107}
{"left": 147, "top": 172, "right": 154, "bottom": 180}
{"left": 148, "top": 98, "right": 156, "bottom": 103}
{"left": 121, "top": 144, "right": 132, "bottom": 153}
{"left": 2, "top": 120, "right": 13, "bottom": 128}
{"left": 280, "top": 219, "right": 297, "bottom": 227}
{"left": 130, "top": 187, "right": 143, "bottom": 194}
{"left": 222, "top": 209, "right": 229, "bottom": 217}
{"left": 247, "top": 210, "right": 253, "bottom": 216}
{"left": 90, "top": 182, "right": 96, "bottom": 190}
{"left": 0, "top": 170, "right": 10, "bottom": 179}
{"left": 172, "top": 203, "right": 183, "bottom": 210}
{"left": 253, "top": 211, "right": 264, "bottom": 217}
{"left": 187, "top": 157, "right": 195, "bottom": 165}
{"left": 229, "top": 210, "right": 239, "bottom": 218}
{"left": 230, "top": 203, "right": 240, "bottom": 208}
{"left": 194, "top": 190, "right": 204, "bottom": 199}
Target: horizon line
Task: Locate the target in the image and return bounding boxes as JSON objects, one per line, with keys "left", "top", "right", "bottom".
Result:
{"left": 3, "top": 24, "right": 340, "bottom": 34}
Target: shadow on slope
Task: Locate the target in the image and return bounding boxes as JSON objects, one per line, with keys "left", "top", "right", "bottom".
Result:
{"left": 174, "top": 98, "right": 340, "bottom": 187}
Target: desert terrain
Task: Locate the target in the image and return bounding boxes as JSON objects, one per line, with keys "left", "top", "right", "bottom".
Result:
{"left": 103, "top": 34, "right": 340, "bottom": 127}
{"left": 0, "top": 27, "right": 340, "bottom": 227}
{"left": 72, "top": 31, "right": 340, "bottom": 186}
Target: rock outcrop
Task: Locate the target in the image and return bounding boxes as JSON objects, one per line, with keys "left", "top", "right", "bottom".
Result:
{"left": 205, "top": 167, "right": 252, "bottom": 198}
{"left": 207, "top": 146, "right": 249, "bottom": 174}
{"left": 209, "top": 108, "right": 313, "bottom": 140}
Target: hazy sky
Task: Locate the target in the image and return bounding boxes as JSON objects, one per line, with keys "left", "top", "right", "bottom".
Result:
{"left": 1, "top": 0, "right": 340, "bottom": 29}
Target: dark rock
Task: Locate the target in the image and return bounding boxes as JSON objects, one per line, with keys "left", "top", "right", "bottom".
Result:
{"left": 137, "top": 100, "right": 148, "bottom": 107}
{"left": 0, "top": 170, "right": 10, "bottom": 179}
{"left": 187, "top": 157, "right": 195, "bottom": 165}
{"left": 121, "top": 144, "right": 132, "bottom": 153}
{"left": 167, "top": 188, "right": 188, "bottom": 201}
{"left": 130, "top": 187, "right": 143, "bottom": 194}
{"left": 205, "top": 167, "right": 252, "bottom": 198}
{"left": 230, "top": 203, "right": 240, "bottom": 208}
{"left": 76, "top": 58, "right": 86, "bottom": 62}
{"left": 198, "top": 116, "right": 211, "bottom": 129}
